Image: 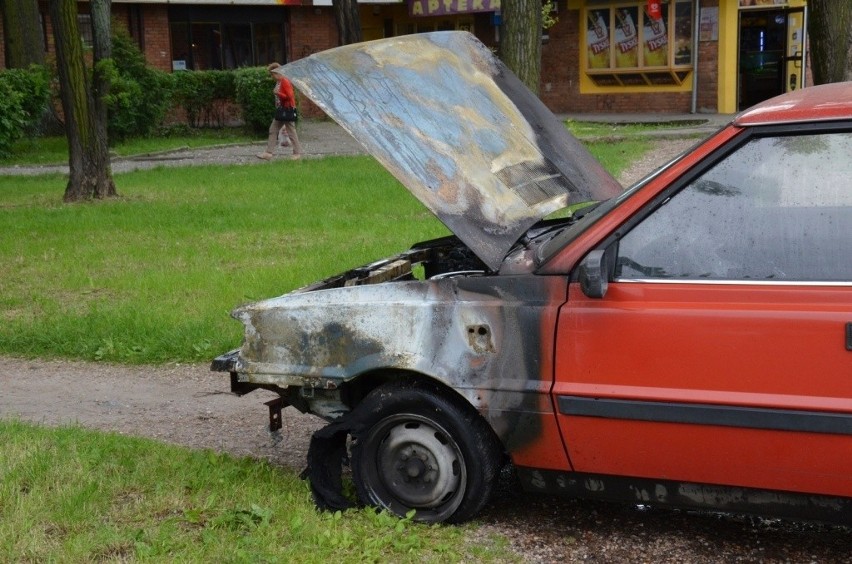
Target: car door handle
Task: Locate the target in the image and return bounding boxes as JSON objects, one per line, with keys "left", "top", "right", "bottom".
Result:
{"left": 847, "top": 323, "right": 852, "bottom": 351}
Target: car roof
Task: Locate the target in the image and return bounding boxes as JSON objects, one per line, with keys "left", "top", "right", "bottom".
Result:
{"left": 735, "top": 82, "right": 852, "bottom": 127}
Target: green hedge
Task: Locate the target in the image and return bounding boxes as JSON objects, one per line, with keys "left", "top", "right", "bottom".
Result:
{"left": 3, "top": 37, "right": 294, "bottom": 148}
{"left": 171, "top": 70, "right": 236, "bottom": 128}
{"left": 106, "top": 31, "right": 174, "bottom": 141}
{"left": 234, "top": 66, "right": 277, "bottom": 135}
{"left": 0, "top": 65, "right": 51, "bottom": 158}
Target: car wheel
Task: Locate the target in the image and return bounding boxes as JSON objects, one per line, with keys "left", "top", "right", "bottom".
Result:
{"left": 350, "top": 380, "right": 503, "bottom": 523}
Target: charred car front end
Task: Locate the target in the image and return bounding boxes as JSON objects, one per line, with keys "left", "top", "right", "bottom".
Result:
{"left": 213, "top": 32, "right": 852, "bottom": 525}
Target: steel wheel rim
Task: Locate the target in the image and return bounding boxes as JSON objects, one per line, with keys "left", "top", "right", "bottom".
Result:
{"left": 362, "top": 413, "right": 466, "bottom": 519}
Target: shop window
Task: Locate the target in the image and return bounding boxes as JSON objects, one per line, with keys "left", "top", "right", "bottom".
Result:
{"left": 191, "top": 23, "right": 223, "bottom": 70}
{"left": 223, "top": 24, "right": 253, "bottom": 68}
{"left": 169, "top": 22, "right": 223, "bottom": 70}
{"left": 584, "top": 1, "right": 693, "bottom": 86}
{"left": 254, "top": 23, "right": 284, "bottom": 66}
{"left": 170, "top": 22, "right": 191, "bottom": 70}
{"left": 171, "top": 20, "right": 283, "bottom": 71}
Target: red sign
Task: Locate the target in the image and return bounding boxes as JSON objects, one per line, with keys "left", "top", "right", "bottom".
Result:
{"left": 647, "top": 0, "right": 662, "bottom": 20}
{"left": 409, "top": 0, "right": 500, "bottom": 17}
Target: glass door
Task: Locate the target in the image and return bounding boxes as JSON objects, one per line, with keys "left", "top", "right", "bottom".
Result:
{"left": 784, "top": 7, "right": 806, "bottom": 92}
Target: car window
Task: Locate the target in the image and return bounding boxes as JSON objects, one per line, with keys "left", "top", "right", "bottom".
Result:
{"left": 615, "top": 131, "right": 852, "bottom": 282}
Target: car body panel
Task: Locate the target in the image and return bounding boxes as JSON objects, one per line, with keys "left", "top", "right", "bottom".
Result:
{"left": 555, "top": 282, "right": 852, "bottom": 497}
{"left": 280, "top": 31, "right": 622, "bottom": 271}
{"left": 231, "top": 271, "right": 571, "bottom": 469}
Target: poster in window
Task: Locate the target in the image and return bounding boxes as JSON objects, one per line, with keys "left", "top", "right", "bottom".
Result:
{"left": 614, "top": 7, "right": 639, "bottom": 68}
{"left": 674, "top": 2, "right": 693, "bottom": 65}
{"left": 587, "top": 9, "right": 611, "bottom": 69}
{"left": 643, "top": 3, "right": 668, "bottom": 66}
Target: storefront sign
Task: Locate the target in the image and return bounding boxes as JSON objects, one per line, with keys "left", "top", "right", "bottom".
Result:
{"left": 409, "top": 0, "right": 500, "bottom": 17}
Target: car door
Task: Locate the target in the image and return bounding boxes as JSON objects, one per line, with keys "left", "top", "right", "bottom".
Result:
{"left": 553, "top": 125, "right": 852, "bottom": 498}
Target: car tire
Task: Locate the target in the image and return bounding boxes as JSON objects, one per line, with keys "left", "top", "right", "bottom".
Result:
{"left": 350, "top": 379, "right": 503, "bottom": 523}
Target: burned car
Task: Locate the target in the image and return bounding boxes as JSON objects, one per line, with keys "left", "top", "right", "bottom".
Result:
{"left": 214, "top": 32, "right": 852, "bottom": 525}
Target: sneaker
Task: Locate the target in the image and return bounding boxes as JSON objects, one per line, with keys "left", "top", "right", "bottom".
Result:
{"left": 256, "top": 152, "right": 273, "bottom": 160}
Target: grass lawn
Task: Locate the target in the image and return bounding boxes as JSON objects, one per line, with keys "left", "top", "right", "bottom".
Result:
{"left": 0, "top": 140, "right": 647, "bottom": 364}
{"left": 0, "top": 420, "right": 510, "bottom": 562}
{"left": 0, "top": 138, "right": 652, "bottom": 561}
{"left": 565, "top": 119, "right": 705, "bottom": 139}
{"left": 0, "top": 156, "right": 449, "bottom": 363}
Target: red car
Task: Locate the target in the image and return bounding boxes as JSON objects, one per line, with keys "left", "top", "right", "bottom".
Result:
{"left": 213, "top": 32, "right": 851, "bottom": 525}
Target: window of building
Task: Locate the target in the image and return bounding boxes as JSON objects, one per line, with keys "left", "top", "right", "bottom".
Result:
{"left": 615, "top": 131, "right": 852, "bottom": 282}
{"left": 253, "top": 23, "right": 284, "bottom": 64}
{"left": 78, "top": 14, "right": 93, "bottom": 48}
{"left": 170, "top": 22, "right": 191, "bottom": 70}
{"left": 191, "top": 23, "right": 223, "bottom": 70}
{"left": 168, "top": 6, "right": 285, "bottom": 71}
{"left": 584, "top": 1, "right": 693, "bottom": 86}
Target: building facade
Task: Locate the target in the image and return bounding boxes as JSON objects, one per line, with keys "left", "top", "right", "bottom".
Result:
{"left": 1, "top": 0, "right": 812, "bottom": 115}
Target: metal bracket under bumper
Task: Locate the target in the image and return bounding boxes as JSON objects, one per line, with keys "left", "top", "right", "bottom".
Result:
{"left": 265, "top": 397, "right": 287, "bottom": 432}
{"left": 210, "top": 350, "right": 264, "bottom": 396}
{"left": 211, "top": 349, "right": 240, "bottom": 373}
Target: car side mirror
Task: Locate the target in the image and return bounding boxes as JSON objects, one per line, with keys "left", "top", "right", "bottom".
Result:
{"left": 579, "top": 250, "right": 608, "bottom": 299}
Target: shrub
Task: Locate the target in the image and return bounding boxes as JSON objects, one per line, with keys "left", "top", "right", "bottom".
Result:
{"left": 106, "top": 30, "right": 174, "bottom": 141}
{"left": 0, "top": 80, "right": 26, "bottom": 159}
{"left": 234, "top": 66, "right": 275, "bottom": 135}
{"left": 0, "top": 65, "right": 51, "bottom": 133}
{"left": 171, "top": 70, "right": 236, "bottom": 128}
{"left": 0, "top": 65, "right": 50, "bottom": 158}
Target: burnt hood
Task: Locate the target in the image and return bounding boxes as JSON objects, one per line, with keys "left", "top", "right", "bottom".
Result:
{"left": 281, "top": 31, "right": 622, "bottom": 270}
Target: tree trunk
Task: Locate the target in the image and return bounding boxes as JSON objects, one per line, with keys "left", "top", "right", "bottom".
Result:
{"left": 90, "top": 0, "right": 114, "bottom": 192}
{"left": 807, "top": 0, "right": 852, "bottom": 84}
{"left": 49, "top": 0, "right": 116, "bottom": 202}
{"left": 331, "top": 0, "right": 362, "bottom": 46}
{"left": 1, "top": 0, "right": 45, "bottom": 67}
{"left": 500, "top": 0, "right": 542, "bottom": 95}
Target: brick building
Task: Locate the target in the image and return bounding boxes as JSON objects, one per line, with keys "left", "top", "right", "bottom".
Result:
{"left": 1, "top": 0, "right": 812, "bottom": 116}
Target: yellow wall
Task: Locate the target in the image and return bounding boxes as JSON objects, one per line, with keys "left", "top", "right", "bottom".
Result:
{"left": 718, "top": 0, "right": 739, "bottom": 113}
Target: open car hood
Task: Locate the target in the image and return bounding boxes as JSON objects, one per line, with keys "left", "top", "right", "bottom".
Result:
{"left": 281, "top": 31, "right": 622, "bottom": 270}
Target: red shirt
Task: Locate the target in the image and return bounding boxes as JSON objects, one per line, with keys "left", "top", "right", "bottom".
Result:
{"left": 275, "top": 76, "right": 296, "bottom": 109}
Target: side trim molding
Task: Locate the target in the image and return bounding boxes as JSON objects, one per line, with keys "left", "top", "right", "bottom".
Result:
{"left": 557, "top": 396, "right": 852, "bottom": 436}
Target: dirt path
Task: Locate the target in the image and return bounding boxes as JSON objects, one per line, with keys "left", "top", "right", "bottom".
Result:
{"left": 0, "top": 357, "right": 321, "bottom": 470}
{"left": 0, "top": 120, "right": 366, "bottom": 177}
{"left": 3, "top": 136, "right": 850, "bottom": 561}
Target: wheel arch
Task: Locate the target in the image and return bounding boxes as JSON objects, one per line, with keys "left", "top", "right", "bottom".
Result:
{"left": 340, "top": 368, "right": 507, "bottom": 454}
